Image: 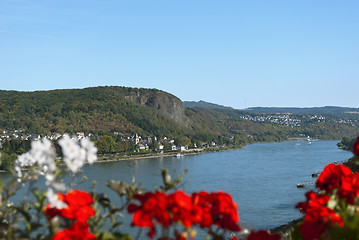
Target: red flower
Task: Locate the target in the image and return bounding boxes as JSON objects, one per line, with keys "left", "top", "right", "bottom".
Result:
{"left": 316, "top": 164, "right": 352, "bottom": 193}
{"left": 353, "top": 136, "right": 359, "bottom": 156}
{"left": 338, "top": 172, "right": 359, "bottom": 204}
{"left": 167, "top": 190, "right": 193, "bottom": 226}
{"left": 52, "top": 222, "right": 96, "bottom": 240}
{"left": 296, "top": 191, "right": 343, "bottom": 240}
{"left": 127, "top": 190, "right": 241, "bottom": 239}
{"left": 191, "top": 192, "right": 213, "bottom": 228}
{"left": 298, "top": 219, "right": 327, "bottom": 240}
{"left": 45, "top": 190, "right": 95, "bottom": 224}
{"left": 191, "top": 191, "right": 240, "bottom": 231}
{"left": 296, "top": 191, "right": 330, "bottom": 213}
{"left": 208, "top": 192, "right": 240, "bottom": 231}
{"left": 127, "top": 192, "right": 170, "bottom": 228}
{"left": 247, "top": 230, "right": 281, "bottom": 240}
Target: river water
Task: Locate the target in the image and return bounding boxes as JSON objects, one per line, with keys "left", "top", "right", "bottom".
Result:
{"left": 81, "top": 140, "right": 352, "bottom": 230}
{"left": 0, "top": 140, "right": 353, "bottom": 232}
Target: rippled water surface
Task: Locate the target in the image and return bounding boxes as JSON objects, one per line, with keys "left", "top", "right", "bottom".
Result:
{"left": 1, "top": 140, "right": 353, "bottom": 231}
{"left": 81, "top": 140, "right": 352, "bottom": 229}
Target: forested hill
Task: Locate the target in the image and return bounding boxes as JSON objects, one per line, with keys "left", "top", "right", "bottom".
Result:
{"left": 1, "top": 86, "right": 359, "bottom": 144}
{"left": 1, "top": 87, "right": 194, "bottom": 135}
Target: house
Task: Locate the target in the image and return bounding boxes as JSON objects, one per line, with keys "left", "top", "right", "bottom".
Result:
{"left": 31, "top": 134, "right": 41, "bottom": 141}
{"left": 136, "top": 143, "right": 147, "bottom": 151}
{"left": 76, "top": 132, "right": 85, "bottom": 139}
{"left": 171, "top": 144, "right": 177, "bottom": 151}
{"left": 177, "top": 145, "right": 186, "bottom": 151}
{"left": 158, "top": 143, "right": 164, "bottom": 150}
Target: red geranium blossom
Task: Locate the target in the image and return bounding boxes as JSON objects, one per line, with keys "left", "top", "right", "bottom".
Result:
{"left": 127, "top": 190, "right": 241, "bottom": 239}
{"left": 296, "top": 191, "right": 343, "bottom": 240}
{"left": 296, "top": 191, "right": 330, "bottom": 213}
{"left": 191, "top": 192, "right": 213, "bottom": 228}
{"left": 167, "top": 190, "right": 193, "bottom": 226}
{"left": 338, "top": 172, "right": 359, "bottom": 204}
{"left": 52, "top": 222, "right": 96, "bottom": 240}
{"left": 191, "top": 191, "right": 241, "bottom": 231}
{"left": 316, "top": 163, "right": 352, "bottom": 193}
{"left": 127, "top": 191, "right": 170, "bottom": 228}
{"left": 208, "top": 192, "right": 240, "bottom": 231}
{"left": 45, "top": 190, "right": 95, "bottom": 224}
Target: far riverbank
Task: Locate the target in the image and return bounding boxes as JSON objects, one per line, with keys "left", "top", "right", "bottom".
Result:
{"left": 95, "top": 145, "right": 246, "bottom": 163}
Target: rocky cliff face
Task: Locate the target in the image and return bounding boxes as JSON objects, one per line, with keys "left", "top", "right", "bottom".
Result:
{"left": 124, "top": 90, "right": 189, "bottom": 126}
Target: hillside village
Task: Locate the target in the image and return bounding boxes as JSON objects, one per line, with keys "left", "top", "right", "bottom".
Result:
{"left": 0, "top": 129, "right": 209, "bottom": 154}
{"left": 239, "top": 113, "right": 358, "bottom": 128}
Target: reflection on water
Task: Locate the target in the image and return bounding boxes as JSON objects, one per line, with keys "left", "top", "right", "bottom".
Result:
{"left": 0, "top": 141, "right": 353, "bottom": 231}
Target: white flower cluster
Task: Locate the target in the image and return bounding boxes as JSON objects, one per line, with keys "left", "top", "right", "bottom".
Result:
{"left": 15, "top": 139, "right": 56, "bottom": 183}
{"left": 58, "top": 134, "right": 97, "bottom": 173}
{"left": 15, "top": 134, "right": 98, "bottom": 208}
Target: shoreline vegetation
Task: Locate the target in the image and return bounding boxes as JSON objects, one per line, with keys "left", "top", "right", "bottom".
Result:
{"left": 94, "top": 137, "right": 326, "bottom": 163}
{"left": 96, "top": 145, "right": 246, "bottom": 163}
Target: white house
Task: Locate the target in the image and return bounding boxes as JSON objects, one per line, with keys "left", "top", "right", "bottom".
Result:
{"left": 177, "top": 145, "right": 186, "bottom": 151}
{"left": 158, "top": 143, "right": 164, "bottom": 150}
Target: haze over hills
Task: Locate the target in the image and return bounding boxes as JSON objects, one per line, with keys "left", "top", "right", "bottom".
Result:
{"left": 1, "top": 86, "right": 359, "bottom": 144}
{"left": 184, "top": 101, "right": 359, "bottom": 116}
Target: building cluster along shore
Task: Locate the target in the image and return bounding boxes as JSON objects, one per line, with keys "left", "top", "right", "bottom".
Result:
{"left": 0, "top": 128, "right": 222, "bottom": 156}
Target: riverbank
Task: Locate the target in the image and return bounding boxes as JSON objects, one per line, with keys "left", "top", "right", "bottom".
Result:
{"left": 94, "top": 138, "right": 317, "bottom": 164}
{"left": 95, "top": 145, "right": 247, "bottom": 163}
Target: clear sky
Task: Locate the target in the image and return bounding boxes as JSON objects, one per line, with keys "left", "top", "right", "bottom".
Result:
{"left": 1, "top": 0, "right": 358, "bottom": 109}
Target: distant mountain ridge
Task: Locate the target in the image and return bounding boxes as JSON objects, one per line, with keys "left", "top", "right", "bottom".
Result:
{"left": 183, "top": 100, "right": 234, "bottom": 110}
{"left": 184, "top": 101, "right": 359, "bottom": 116}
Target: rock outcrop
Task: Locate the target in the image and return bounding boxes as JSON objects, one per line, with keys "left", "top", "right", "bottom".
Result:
{"left": 124, "top": 89, "right": 189, "bottom": 126}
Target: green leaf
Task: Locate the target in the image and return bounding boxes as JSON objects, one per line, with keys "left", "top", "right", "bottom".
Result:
{"left": 98, "top": 232, "right": 132, "bottom": 240}
{"left": 13, "top": 206, "right": 32, "bottom": 222}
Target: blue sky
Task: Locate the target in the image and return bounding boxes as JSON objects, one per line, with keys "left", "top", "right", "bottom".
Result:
{"left": 1, "top": 0, "right": 358, "bottom": 109}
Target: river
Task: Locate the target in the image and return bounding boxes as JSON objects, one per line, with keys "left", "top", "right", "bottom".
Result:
{"left": 0, "top": 140, "right": 353, "bottom": 232}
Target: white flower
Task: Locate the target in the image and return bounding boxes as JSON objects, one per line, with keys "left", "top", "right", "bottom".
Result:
{"left": 46, "top": 188, "right": 67, "bottom": 209}
{"left": 16, "top": 152, "right": 36, "bottom": 167}
{"left": 15, "top": 138, "right": 57, "bottom": 184}
{"left": 15, "top": 151, "right": 35, "bottom": 181}
{"left": 59, "top": 134, "right": 86, "bottom": 173}
{"left": 30, "top": 139, "right": 56, "bottom": 168}
{"left": 81, "top": 138, "right": 97, "bottom": 164}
